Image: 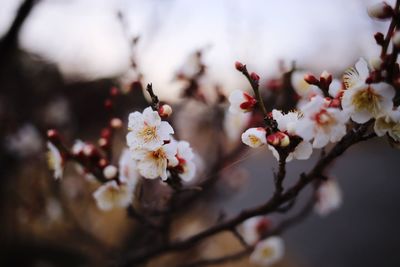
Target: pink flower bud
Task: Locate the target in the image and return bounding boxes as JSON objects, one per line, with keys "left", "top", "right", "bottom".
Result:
{"left": 47, "top": 129, "right": 59, "bottom": 140}
{"left": 158, "top": 104, "right": 173, "bottom": 118}
{"left": 110, "top": 118, "right": 122, "bottom": 129}
{"left": 267, "top": 132, "right": 290, "bottom": 147}
{"left": 367, "top": 2, "right": 393, "bottom": 20}
{"left": 103, "top": 165, "right": 118, "bottom": 179}
{"left": 250, "top": 72, "right": 260, "bottom": 82}
{"left": 235, "top": 61, "right": 245, "bottom": 71}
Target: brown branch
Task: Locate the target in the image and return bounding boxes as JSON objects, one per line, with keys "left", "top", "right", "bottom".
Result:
{"left": 0, "top": 0, "right": 39, "bottom": 56}
{"left": 118, "top": 122, "right": 373, "bottom": 266}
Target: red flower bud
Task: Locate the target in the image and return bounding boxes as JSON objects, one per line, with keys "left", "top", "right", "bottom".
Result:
{"left": 47, "top": 129, "right": 59, "bottom": 140}
{"left": 104, "top": 99, "right": 113, "bottom": 109}
{"left": 374, "top": 32, "right": 385, "bottom": 46}
{"left": 235, "top": 61, "right": 245, "bottom": 71}
{"left": 110, "top": 86, "right": 119, "bottom": 97}
{"left": 304, "top": 73, "right": 319, "bottom": 85}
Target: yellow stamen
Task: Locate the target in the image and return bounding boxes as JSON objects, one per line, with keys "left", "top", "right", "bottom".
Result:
{"left": 352, "top": 87, "right": 382, "bottom": 116}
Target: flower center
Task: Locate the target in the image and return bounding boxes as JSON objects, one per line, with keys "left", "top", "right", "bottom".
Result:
{"left": 314, "top": 109, "right": 336, "bottom": 132}
{"left": 260, "top": 246, "right": 274, "bottom": 258}
{"left": 352, "top": 86, "right": 382, "bottom": 115}
{"left": 249, "top": 135, "right": 261, "bottom": 146}
{"left": 139, "top": 125, "right": 157, "bottom": 143}
{"left": 152, "top": 148, "right": 166, "bottom": 159}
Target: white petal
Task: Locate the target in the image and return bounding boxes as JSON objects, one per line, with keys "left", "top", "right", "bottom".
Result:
{"left": 295, "top": 118, "right": 314, "bottom": 141}
{"left": 312, "top": 132, "right": 330, "bottom": 148}
{"left": 292, "top": 141, "right": 313, "bottom": 160}
{"left": 128, "top": 111, "right": 144, "bottom": 129}
{"left": 159, "top": 121, "right": 174, "bottom": 140}
{"left": 143, "top": 107, "right": 161, "bottom": 126}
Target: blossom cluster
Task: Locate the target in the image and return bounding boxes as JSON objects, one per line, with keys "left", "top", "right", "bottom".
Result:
{"left": 126, "top": 106, "right": 196, "bottom": 183}
{"left": 229, "top": 57, "right": 399, "bottom": 163}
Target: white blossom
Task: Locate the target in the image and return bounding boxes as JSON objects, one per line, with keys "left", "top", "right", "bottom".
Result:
{"left": 315, "top": 179, "right": 342, "bottom": 216}
{"left": 228, "top": 90, "right": 257, "bottom": 114}
{"left": 126, "top": 107, "right": 174, "bottom": 151}
{"left": 93, "top": 180, "right": 133, "bottom": 211}
{"left": 342, "top": 58, "right": 395, "bottom": 123}
{"left": 269, "top": 109, "right": 313, "bottom": 161}
{"left": 47, "top": 142, "right": 63, "bottom": 180}
{"left": 241, "top": 127, "right": 267, "bottom": 148}
{"left": 131, "top": 142, "right": 178, "bottom": 181}
{"left": 296, "top": 96, "right": 349, "bottom": 148}
{"left": 374, "top": 109, "right": 400, "bottom": 142}
{"left": 250, "top": 236, "right": 285, "bottom": 266}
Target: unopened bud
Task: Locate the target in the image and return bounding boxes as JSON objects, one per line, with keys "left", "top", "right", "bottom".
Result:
{"left": 103, "top": 165, "right": 117, "bottom": 179}
{"left": 367, "top": 2, "right": 393, "bottom": 20}
{"left": 319, "top": 71, "right": 332, "bottom": 88}
{"left": 101, "top": 128, "right": 111, "bottom": 139}
{"left": 110, "top": 118, "right": 122, "bottom": 129}
{"left": 304, "top": 73, "right": 319, "bottom": 85}
{"left": 110, "top": 86, "right": 119, "bottom": 97}
{"left": 235, "top": 61, "right": 245, "bottom": 71}
{"left": 370, "top": 57, "right": 383, "bottom": 70}
{"left": 158, "top": 104, "right": 173, "bottom": 118}
{"left": 47, "top": 129, "right": 59, "bottom": 140}
{"left": 104, "top": 99, "right": 113, "bottom": 109}
{"left": 279, "top": 132, "right": 290, "bottom": 147}
{"left": 98, "top": 158, "right": 108, "bottom": 168}
{"left": 267, "top": 132, "right": 290, "bottom": 147}
{"left": 374, "top": 32, "right": 385, "bottom": 46}
{"left": 393, "top": 31, "right": 400, "bottom": 47}
{"left": 250, "top": 72, "right": 260, "bottom": 82}
{"left": 98, "top": 137, "right": 108, "bottom": 148}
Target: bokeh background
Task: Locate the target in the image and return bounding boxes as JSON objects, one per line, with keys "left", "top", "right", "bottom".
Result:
{"left": 0, "top": 0, "right": 399, "bottom": 267}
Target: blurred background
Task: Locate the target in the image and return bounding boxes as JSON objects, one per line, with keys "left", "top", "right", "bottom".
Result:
{"left": 0, "top": 0, "right": 399, "bottom": 267}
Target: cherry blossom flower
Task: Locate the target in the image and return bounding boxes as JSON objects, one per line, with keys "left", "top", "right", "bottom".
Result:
{"left": 126, "top": 107, "right": 174, "bottom": 151}
{"left": 242, "top": 216, "right": 271, "bottom": 245}
{"left": 228, "top": 90, "right": 257, "bottom": 114}
{"left": 131, "top": 142, "right": 178, "bottom": 181}
{"left": 342, "top": 58, "right": 395, "bottom": 123}
{"left": 268, "top": 109, "right": 313, "bottom": 161}
{"left": 172, "top": 140, "right": 197, "bottom": 182}
{"left": 241, "top": 127, "right": 267, "bottom": 148}
{"left": 374, "top": 109, "right": 400, "bottom": 142}
{"left": 315, "top": 179, "right": 342, "bottom": 216}
{"left": 223, "top": 110, "right": 251, "bottom": 142}
{"left": 47, "top": 142, "right": 64, "bottom": 180}
{"left": 250, "top": 236, "right": 285, "bottom": 266}
{"left": 296, "top": 96, "right": 349, "bottom": 148}
{"left": 93, "top": 180, "right": 133, "bottom": 211}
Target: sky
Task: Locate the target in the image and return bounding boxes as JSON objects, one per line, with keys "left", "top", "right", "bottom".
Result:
{"left": 0, "top": 0, "right": 393, "bottom": 99}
